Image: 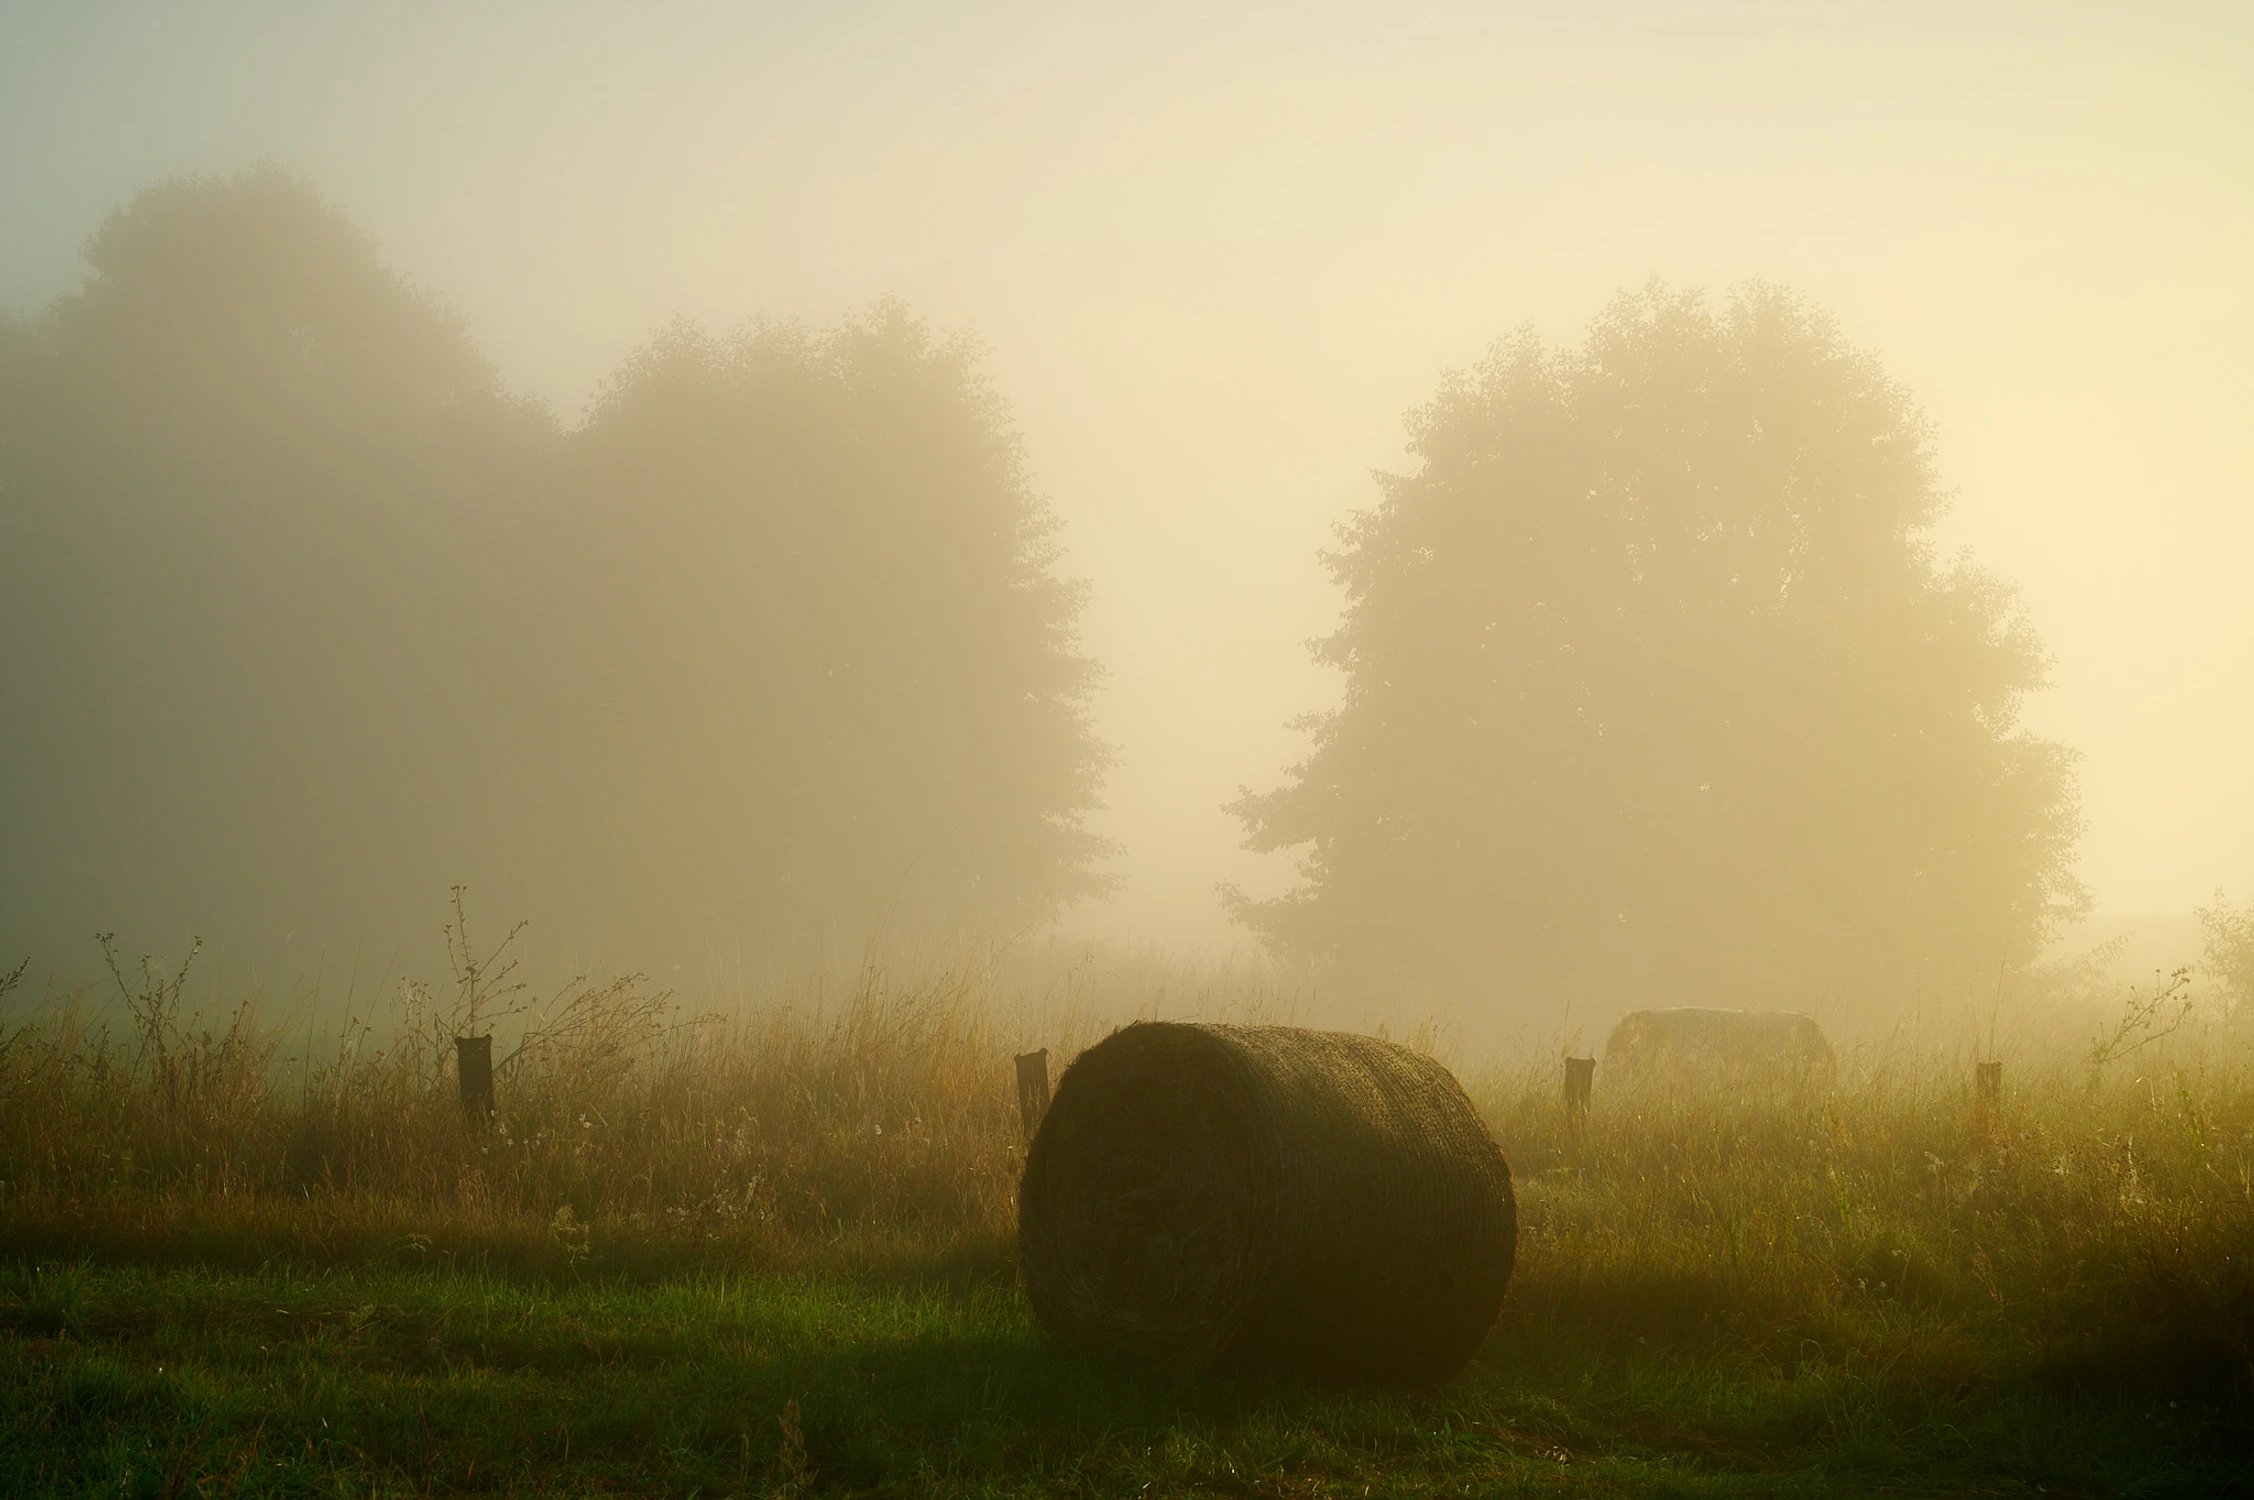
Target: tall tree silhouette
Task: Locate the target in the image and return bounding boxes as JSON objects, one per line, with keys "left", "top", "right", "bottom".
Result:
{"left": 1228, "top": 285, "right": 2084, "bottom": 1018}
{"left": 0, "top": 167, "right": 1111, "bottom": 972}
{"left": 0, "top": 165, "right": 547, "bottom": 965}
{"left": 543, "top": 309, "right": 1115, "bottom": 942}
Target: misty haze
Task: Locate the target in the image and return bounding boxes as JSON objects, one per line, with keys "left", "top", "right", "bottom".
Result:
{"left": 2, "top": 5, "right": 2249, "bottom": 1495}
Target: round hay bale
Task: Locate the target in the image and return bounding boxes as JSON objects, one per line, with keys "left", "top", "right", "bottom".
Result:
{"left": 1605, "top": 1007, "right": 1833, "bottom": 1083}
{"left": 1017, "top": 1022, "right": 1516, "bottom": 1385}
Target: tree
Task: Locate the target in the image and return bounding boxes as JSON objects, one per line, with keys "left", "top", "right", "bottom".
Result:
{"left": 2196, "top": 892, "right": 2254, "bottom": 1025}
{"left": 0, "top": 165, "right": 547, "bottom": 965}
{"left": 1228, "top": 284, "right": 2085, "bottom": 1019}
{"left": 0, "top": 168, "right": 1111, "bottom": 973}
{"left": 540, "top": 306, "right": 1115, "bottom": 943}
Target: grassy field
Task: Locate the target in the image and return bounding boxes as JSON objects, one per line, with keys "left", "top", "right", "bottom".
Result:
{"left": 4, "top": 1259, "right": 2240, "bottom": 1498}
{"left": 2, "top": 936, "right": 2250, "bottom": 1495}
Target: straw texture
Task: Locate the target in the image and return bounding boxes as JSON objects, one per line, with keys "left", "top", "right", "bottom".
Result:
{"left": 1018, "top": 1022, "right": 1516, "bottom": 1385}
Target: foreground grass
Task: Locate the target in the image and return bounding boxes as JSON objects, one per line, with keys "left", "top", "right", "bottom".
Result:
{"left": 5, "top": 1259, "right": 2243, "bottom": 1499}
{"left": 5, "top": 938, "right": 2253, "bottom": 1492}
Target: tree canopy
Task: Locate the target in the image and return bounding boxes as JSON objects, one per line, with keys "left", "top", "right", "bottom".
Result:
{"left": 1228, "top": 285, "right": 2085, "bottom": 1020}
{"left": 0, "top": 167, "right": 1111, "bottom": 972}
{"left": 542, "top": 309, "right": 1115, "bottom": 941}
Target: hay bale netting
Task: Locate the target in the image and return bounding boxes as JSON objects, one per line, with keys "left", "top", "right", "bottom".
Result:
{"left": 1017, "top": 1022, "right": 1516, "bottom": 1385}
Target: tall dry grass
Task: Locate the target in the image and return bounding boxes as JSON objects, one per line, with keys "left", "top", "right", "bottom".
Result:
{"left": 1482, "top": 1013, "right": 2254, "bottom": 1392}
{"left": 2, "top": 922, "right": 2249, "bottom": 1393}
{"left": 0, "top": 910, "right": 1079, "bottom": 1281}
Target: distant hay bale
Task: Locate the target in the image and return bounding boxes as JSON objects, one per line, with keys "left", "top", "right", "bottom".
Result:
{"left": 1017, "top": 1022, "right": 1517, "bottom": 1386}
{"left": 1604, "top": 1007, "right": 1833, "bottom": 1081}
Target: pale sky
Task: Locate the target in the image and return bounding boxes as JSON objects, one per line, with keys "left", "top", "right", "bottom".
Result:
{"left": 5, "top": 0, "right": 2249, "bottom": 956}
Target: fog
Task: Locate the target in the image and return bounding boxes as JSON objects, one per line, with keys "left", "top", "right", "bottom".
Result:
{"left": 3, "top": 3, "right": 2249, "bottom": 1029}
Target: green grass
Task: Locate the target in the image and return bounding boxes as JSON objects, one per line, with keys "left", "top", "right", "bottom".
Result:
{"left": 2, "top": 1258, "right": 2244, "bottom": 1498}
{"left": 5, "top": 942, "right": 2253, "bottom": 1493}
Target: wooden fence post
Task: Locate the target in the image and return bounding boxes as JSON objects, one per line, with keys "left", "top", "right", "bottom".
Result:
{"left": 1015, "top": 1049, "right": 1051, "bottom": 1142}
{"left": 1564, "top": 1056, "right": 1594, "bottom": 1139}
{"left": 457, "top": 1034, "right": 495, "bottom": 1125}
